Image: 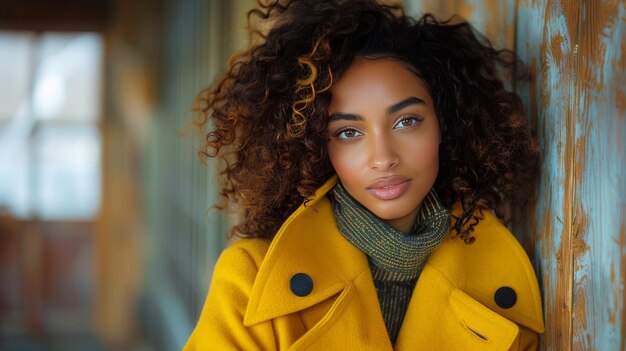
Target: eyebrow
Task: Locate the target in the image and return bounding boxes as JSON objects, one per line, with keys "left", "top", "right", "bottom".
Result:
{"left": 328, "top": 112, "right": 362, "bottom": 122}
{"left": 387, "top": 97, "right": 425, "bottom": 114}
{"left": 328, "top": 96, "right": 426, "bottom": 122}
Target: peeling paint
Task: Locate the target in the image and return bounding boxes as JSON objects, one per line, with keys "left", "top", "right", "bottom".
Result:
{"left": 616, "top": 36, "right": 626, "bottom": 116}
{"left": 547, "top": 1, "right": 578, "bottom": 349}
{"left": 611, "top": 223, "right": 626, "bottom": 350}
{"left": 516, "top": 0, "right": 624, "bottom": 349}
{"left": 570, "top": 1, "right": 626, "bottom": 349}
{"left": 572, "top": 276, "right": 590, "bottom": 350}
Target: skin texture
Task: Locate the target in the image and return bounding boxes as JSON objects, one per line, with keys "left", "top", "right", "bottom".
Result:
{"left": 327, "top": 58, "right": 441, "bottom": 233}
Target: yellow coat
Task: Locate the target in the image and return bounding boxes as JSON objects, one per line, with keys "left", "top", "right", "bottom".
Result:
{"left": 184, "top": 177, "right": 544, "bottom": 350}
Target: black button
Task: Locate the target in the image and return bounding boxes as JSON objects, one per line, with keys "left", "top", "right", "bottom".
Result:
{"left": 290, "top": 273, "right": 313, "bottom": 297}
{"left": 494, "top": 286, "right": 517, "bottom": 309}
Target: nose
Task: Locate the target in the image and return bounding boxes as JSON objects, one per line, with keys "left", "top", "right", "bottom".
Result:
{"left": 368, "top": 133, "right": 399, "bottom": 171}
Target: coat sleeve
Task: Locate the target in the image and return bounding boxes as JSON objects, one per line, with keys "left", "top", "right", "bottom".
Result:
{"left": 183, "top": 243, "right": 276, "bottom": 350}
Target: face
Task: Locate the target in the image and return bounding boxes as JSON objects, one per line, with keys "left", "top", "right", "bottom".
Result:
{"left": 327, "top": 58, "right": 440, "bottom": 233}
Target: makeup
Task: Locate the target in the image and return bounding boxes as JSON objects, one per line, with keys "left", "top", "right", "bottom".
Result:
{"left": 367, "top": 176, "right": 412, "bottom": 200}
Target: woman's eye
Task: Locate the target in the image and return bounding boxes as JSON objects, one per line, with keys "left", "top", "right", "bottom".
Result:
{"left": 335, "top": 128, "right": 363, "bottom": 140}
{"left": 394, "top": 117, "right": 422, "bottom": 129}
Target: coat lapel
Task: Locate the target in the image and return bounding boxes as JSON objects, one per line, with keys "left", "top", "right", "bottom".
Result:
{"left": 241, "top": 176, "right": 359, "bottom": 318}
{"left": 243, "top": 176, "right": 393, "bottom": 349}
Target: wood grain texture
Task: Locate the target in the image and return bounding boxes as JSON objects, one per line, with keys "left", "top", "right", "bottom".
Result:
{"left": 526, "top": 1, "right": 578, "bottom": 349}
{"left": 571, "top": 1, "right": 626, "bottom": 349}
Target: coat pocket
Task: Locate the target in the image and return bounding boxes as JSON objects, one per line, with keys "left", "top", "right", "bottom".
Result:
{"left": 448, "top": 288, "right": 520, "bottom": 350}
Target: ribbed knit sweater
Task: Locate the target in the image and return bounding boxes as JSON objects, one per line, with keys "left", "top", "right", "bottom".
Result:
{"left": 329, "top": 183, "right": 450, "bottom": 344}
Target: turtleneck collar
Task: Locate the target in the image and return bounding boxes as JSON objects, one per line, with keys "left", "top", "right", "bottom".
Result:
{"left": 329, "top": 182, "right": 450, "bottom": 278}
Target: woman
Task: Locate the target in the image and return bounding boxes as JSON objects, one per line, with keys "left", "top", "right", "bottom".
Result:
{"left": 184, "top": 0, "right": 544, "bottom": 349}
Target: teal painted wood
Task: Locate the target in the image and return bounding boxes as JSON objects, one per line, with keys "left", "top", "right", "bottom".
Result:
{"left": 516, "top": 1, "right": 577, "bottom": 349}
{"left": 571, "top": 1, "right": 626, "bottom": 349}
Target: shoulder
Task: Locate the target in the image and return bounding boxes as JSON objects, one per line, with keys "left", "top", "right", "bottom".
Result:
{"left": 209, "top": 238, "right": 272, "bottom": 293}
{"left": 428, "top": 208, "right": 545, "bottom": 333}
{"left": 202, "top": 238, "right": 272, "bottom": 322}
{"left": 214, "top": 238, "right": 272, "bottom": 278}
{"left": 184, "top": 238, "right": 277, "bottom": 350}
{"left": 431, "top": 207, "right": 535, "bottom": 270}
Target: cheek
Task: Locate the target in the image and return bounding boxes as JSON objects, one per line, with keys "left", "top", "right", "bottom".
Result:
{"left": 403, "top": 135, "right": 440, "bottom": 171}
{"left": 327, "top": 142, "right": 365, "bottom": 181}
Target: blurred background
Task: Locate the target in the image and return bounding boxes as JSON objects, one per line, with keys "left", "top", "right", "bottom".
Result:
{"left": 0, "top": 0, "right": 252, "bottom": 350}
{"left": 0, "top": 0, "right": 624, "bottom": 350}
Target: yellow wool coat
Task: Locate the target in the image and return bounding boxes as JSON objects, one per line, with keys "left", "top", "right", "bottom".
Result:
{"left": 184, "top": 177, "right": 545, "bottom": 350}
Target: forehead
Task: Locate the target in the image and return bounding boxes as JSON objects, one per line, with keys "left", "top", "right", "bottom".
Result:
{"left": 329, "top": 58, "right": 432, "bottom": 110}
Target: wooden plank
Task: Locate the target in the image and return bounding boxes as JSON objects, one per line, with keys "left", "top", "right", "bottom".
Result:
{"left": 572, "top": 1, "right": 626, "bottom": 349}
{"left": 515, "top": 0, "right": 579, "bottom": 349}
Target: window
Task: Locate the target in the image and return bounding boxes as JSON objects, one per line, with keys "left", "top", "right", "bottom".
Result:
{"left": 0, "top": 31, "right": 102, "bottom": 220}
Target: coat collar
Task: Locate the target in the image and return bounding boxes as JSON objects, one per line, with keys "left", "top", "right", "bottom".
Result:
{"left": 243, "top": 175, "right": 369, "bottom": 326}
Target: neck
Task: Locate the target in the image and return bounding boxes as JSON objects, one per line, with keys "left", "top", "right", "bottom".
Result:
{"left": 384, "top": 204, "right": 421, "bottom": 234}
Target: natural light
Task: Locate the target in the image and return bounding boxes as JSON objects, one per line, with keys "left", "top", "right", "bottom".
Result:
{"left": 0, "top": 31, "right": 102, "bottom": 220}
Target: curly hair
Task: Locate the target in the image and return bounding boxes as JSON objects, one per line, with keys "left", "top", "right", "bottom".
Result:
{"left": 193, "top": 0, "right": 539, "bottom": 243}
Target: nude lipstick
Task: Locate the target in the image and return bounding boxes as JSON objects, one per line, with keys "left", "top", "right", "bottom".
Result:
{"left": 367, "top": 176, "right": 411, "bottom": 200}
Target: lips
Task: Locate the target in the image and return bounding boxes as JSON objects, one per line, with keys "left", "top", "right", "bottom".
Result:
{"left": 367, "top": 176, "right": 411, "bottom": 200}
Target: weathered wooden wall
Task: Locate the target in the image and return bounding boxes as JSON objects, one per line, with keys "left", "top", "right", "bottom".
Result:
{"left": 407, "top": 0, "right": 626, "bottom": 350}
{"left": 569, "top": 1, "right": 625, "bottom": 349}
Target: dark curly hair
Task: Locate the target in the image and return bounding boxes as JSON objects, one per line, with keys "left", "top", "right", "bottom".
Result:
{"left": 192, "top": 0, "right": 539, "bottom": 243}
